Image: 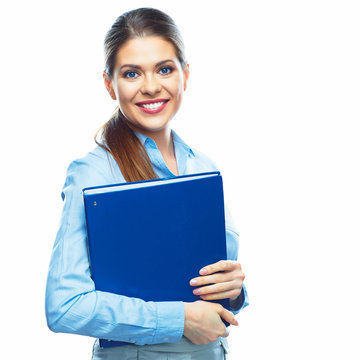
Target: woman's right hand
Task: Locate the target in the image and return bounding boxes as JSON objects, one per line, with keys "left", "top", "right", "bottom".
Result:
{"left": 183, "top": 300, "right": 238, "bottom": 345}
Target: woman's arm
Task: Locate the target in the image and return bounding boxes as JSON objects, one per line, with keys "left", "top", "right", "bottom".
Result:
{"left": 189, "top": 206, "right": 249, "bottom": 314}
{"left": 45, "top": 159, "right": 184, "bottom": 345}
{"left": 225, "top": 224, "right": 250, "bottom": 314}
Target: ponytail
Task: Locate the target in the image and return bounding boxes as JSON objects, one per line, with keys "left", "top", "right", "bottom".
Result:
{"left": 95, "top": 108, "right": 158, "bottom": 182}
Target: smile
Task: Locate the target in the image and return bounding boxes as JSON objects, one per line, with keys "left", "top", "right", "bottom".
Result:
{"left": 135, "top": 99, "right": 169, "bottom": 114}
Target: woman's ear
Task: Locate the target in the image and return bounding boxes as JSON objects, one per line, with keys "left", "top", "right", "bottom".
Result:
{"left": 183, "top": 63, "right": 190, "bottom": 91}
{"left": 103, "top": 71, "right": 117, "bottom": 100}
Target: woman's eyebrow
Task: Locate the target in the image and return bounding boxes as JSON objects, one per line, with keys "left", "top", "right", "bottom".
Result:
{"left": 119, "top": 59, "right": 175, "bottom": 71}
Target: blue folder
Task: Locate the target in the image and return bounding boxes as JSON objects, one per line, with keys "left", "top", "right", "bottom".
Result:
{"left": 82, "top": 172, "right": 229, "bottom": 348}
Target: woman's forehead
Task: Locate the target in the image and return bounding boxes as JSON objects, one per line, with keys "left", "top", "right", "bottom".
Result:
{"left": 115, "top": 36, "right": 178, "bottom": 67}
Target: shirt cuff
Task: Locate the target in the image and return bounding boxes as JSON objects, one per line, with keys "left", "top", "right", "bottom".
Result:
{"left": 230, "top": 285, "right": 249, "bottom": 315}
{"left": 152, "top": 301, "right": 185, "bottom": 344}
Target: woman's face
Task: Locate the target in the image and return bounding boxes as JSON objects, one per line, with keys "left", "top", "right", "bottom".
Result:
{"left": 104, "top": 36, "right": 189, "bottom": 136}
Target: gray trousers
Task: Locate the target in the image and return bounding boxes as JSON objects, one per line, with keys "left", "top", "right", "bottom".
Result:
{"left": 91, "top": 336, "right": 229, "bottom": 360}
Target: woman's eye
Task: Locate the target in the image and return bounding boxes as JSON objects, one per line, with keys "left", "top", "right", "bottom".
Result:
{"left": 159, "top": 67, "right": 173, "bottom": 75}
{"left": 124, "top": 71, "right": 139, "bottom": 79}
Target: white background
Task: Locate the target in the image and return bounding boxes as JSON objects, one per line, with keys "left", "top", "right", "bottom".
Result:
{"left": 0, "top": 0, "right": 359, "bottom": 359}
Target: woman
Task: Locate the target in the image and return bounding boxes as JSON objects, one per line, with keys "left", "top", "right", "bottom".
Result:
{"left": 45, "top": 7, "right": 248, "bottom": 359}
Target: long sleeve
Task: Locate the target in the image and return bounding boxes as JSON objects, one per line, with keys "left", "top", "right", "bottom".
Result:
{"left": 225, "top": 202, "right": 250, "bottom": 315}
{"left": 45, "top": 157, "right": 184, "bottom": 345}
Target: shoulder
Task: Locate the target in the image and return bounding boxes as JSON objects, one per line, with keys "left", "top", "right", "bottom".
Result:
{"left": 68, "top": 146, "right": 110, "bottom": 172}
{"left": 187, "top": 147, "right": 219, "bottom": 173}
{"left": 63, "top": 146, "right": 124, "bottom": 191}
{"left": 171, "top": 130, "right": 219, "bottom": 173}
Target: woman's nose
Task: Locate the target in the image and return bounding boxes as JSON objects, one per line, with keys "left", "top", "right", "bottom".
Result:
{"left": 140, "top": 74, "right": 161, "bottom": 95}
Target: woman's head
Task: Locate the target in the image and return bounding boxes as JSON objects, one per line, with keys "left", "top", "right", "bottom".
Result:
{"left": 103, "top": 8, "right": 189, "bottom": 136}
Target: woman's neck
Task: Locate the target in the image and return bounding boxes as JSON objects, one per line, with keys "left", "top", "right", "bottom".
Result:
{"left": 133, "top": 126, "right": 179, "bottom": 176}
{"left": 150, "top": 129, "right": 174, "bottom": 158}
{"left": 150, "top": 129, "right": 179, "bottom": 176}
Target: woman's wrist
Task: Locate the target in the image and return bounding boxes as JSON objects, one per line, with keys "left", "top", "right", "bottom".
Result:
{"left": 229, "top": 288, "right": 245, "bottom": 310}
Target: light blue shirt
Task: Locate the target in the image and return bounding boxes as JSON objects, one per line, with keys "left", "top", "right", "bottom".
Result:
{"left": 45, "top": 130, "right": 249, "bottom": 345}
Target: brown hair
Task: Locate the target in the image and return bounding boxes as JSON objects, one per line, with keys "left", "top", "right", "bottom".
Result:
{"left": 95, "top": 8, "right": 187, "bottom": 182}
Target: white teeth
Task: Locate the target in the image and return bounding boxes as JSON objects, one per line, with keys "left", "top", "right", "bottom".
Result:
{"left": 140, "top": 101, "right": 165, "bottom": 109}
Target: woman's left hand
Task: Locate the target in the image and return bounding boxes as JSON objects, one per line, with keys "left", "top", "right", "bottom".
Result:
{"left": 190, "top": 260, "right": 245, "bottom": 301}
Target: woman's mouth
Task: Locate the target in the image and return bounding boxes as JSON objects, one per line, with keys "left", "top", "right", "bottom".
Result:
{"left": 135, "top": 99, "right": 169, "bottom": 114}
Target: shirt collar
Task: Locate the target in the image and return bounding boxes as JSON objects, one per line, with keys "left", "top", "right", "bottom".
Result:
{"left": 134, "top": 129, "right": 195, "bottom": 158}
{"left": 134, "top": 131, "right": 148, "bottom": 146}
{"left": 171, "top": 130, "right": 195, "bottom": 158}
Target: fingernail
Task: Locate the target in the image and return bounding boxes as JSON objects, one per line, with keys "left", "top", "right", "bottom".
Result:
{"left": 200, "top": 269, "right": 207, "bottom": 275}
{"left": 190, "top": 279, "right": 198, "bottom": 286}
{"left": 193, "top": 289, "right": 200, "bottom": 295}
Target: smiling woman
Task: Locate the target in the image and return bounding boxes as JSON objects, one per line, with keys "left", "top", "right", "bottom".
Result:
{"left": 45, "top": 7, "right": 248, "bottom": 360}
